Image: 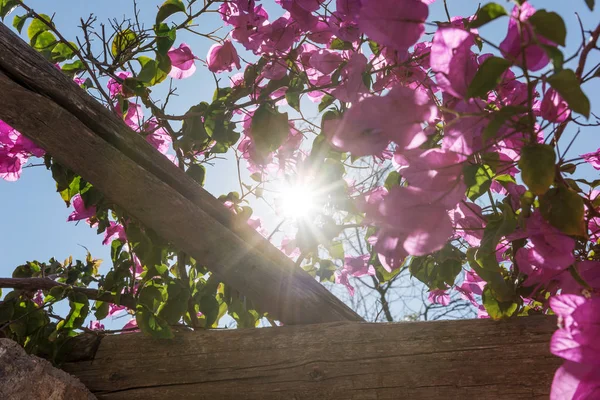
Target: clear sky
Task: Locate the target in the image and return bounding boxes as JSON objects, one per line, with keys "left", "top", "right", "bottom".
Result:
{"left": 1, "top": 1, "right": 599, "bottom": 319}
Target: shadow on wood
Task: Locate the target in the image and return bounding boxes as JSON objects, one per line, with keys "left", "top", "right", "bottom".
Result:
{"left": 62, "top": 316, "right": 561, "bottom": 400}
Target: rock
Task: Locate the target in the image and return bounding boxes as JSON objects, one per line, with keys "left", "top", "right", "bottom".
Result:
{"left": 0, "top": 338, "right": 96, "bottom": 400}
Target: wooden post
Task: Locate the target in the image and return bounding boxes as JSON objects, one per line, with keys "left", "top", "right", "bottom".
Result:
{"left": 0, "top": 22, "right": 361, "bottom": 325}
{"left": 62, "top": 316, "right": 561, "bottom": 400}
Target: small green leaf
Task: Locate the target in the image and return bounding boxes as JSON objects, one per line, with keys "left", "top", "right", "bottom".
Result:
{"left": 12, "top": 13, "right": 29, "bottom": 33}
{"left": 464, "top": 164, "right": 493, "bottom": 201}
{"left": 468, "top": 3, "right": 508, "bottom": 28}
{"left": 285, "top": 76, "right": 304, "bottom": 112}
{"left": 542, "top": 45, "right": 564, "bottom": 72}
{"left": 0, "top": 0, "right": 18, "bottom": 21}
{"left": 483, "top": 106, "right": 527, "bottom": 141}
{"left": 328, "top": 241, "right": 345, "bottom": 260}
{"left": 137, "top": 56, "right": 167, "bottom": 86}
{"left": 155, "top": 22, "right": 177, "bottom": 56}
{"left": 467, "top": 56, "right": 511, "bottom": 98}
{"left": 368, "top": 40, "right": 380, "bottom": 54}
{"left": 111, "top": 29, "right": 138, "bottom": 57}
{"left": 94, "top": 301, "right": 109, "bottom": 321}
{"left": 585, "top": 0, "right": 595, "bottom": 11}
{"left": 518, "top": 144, "right": 556, "bottom": 195}
{"left": 250, "top": 104, "right": 289, "bottom": 157}
{"left": 384, "top": 171, "right": 401, "bottom": 190}
{"left": 186, "top": 164, "right": 206, "bottom": 186}
{"left": 157, "top": 281, "right": 190, "bottom": 325}
{"left": 136, "top": 306, "right": 173, "bottom": 339}
{"left": 548, "top": 69, "right": 590, "bottom": 118}
{"left": 198, "top": 294, "right": 219, "bottom": 328}
{"left": 64, "top": 292, "right": 89, "bottom": 329}
{"left": 156, "top": 0, "right": 186, "bottom": 25}
{"left": 482, "top": 284, "right": 518, "bottom": 320}
{"left": 318, "top": 94, "right": 335, "bottom": 112}
{"left": 528, "top": 10, "right": 566, "bottom": 47}
{"left": 51, "top": 42, "right": 76, "bottom": 63}
{"left": 329, "top": 38, "right": 353, "bottom": 50}
{"left": 27, "top": 13, "right": 53, "bottom": 42}
{"left": 31, "top": 31, "right": 57, "bottom": 57}
{"left": 540, "top": 187, "right": 586, "bottom": 236}
{"left": 61, "top": 60, "right": 86, "bottom": 75}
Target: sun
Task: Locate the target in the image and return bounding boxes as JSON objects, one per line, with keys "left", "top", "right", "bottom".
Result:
{"left": 279, "top": 183, "right": 317, "bottom": 219}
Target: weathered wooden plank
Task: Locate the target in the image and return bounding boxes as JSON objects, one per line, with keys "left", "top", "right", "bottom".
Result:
{"left": 0, "top": 22, "right": 361, "bottom": 325}
{"left": 62, "top": 316, "right": 561, "bottom": 400}
{"left": 0, "top": 67, "right": 360, "bottom": 325}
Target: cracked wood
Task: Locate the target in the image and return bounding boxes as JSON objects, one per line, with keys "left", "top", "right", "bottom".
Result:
{"left": 62, "top": 316, "right": 561, "bottom": 400}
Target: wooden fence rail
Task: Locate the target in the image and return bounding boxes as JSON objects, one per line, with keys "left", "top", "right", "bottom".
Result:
{"left": 62, "top": 316, "right": 561, "bottom": 400}
{"left": 0, "top": 22, "right": 361, "bottom": 325}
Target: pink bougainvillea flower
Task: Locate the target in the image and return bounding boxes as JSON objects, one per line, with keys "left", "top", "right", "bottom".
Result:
{"left": 102, "top": 221, "right": 127, "bottom": 245}
{"left": 396, "top": 148, "right": 465, "bottom": 208}
{"left": 207, "top": 40, "right": 241, "bottom": 73}
{"left": 541, "top": 88, "right": 571, "bottom": 123}
{"left": 121, "top": 317, "right": 139, "bottom": 333}
{"left": 431, "top": 27, "right": 478, "bottom": 99}
{"left": 167, "top": 43, "right": 198, "bottom": 79}
{"left": 67, "top": 194, "right": 96, "bottom": 222}
{"left": 327, "top": 85, "right": 436, "bottom": 157}
{"left": 358, "top": 0, "right": 428, "bottom": 52}
{"left": 457, "top": 269, "right": 485, "bottom": 308}
{"left": 107, "top": 71, "right": 132, "bottom": 97}
{"left": 335, "top": 255, "right": 376, "bottom": 296}
{"left": 0, "top": 149, "right": 25, "bottom": 182}
{"left": 309, "top": 49, "right": 344, "bottom": 75}
{"left": 449, "top": 201, "right": 485, "bottom": 247}
{"left": 260, "top": 16, "right": 298, "bottom": 54}
{"left": 144, "top": 119, "right": 172, "bottom": 155}
{"left": 88, "top": 320, "right": 105, "bottom": 331}
{"left": 428, "top": 289, "right": 450, "bottom": 306}
{"left": 581, "top": 148, "right": 600, "bottom": 170}
{"left": 499, "top": 3, "right": 555, "bottom": 72}
{"left": 549, "top": 295, "right": 600, "bottom": 399}
{"left": 330, "top": 52, "right": 368, "bottom": 102}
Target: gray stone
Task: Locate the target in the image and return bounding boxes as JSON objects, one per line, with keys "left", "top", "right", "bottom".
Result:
{"left": 0, "top": 338, "right": 96, "bottom": 400}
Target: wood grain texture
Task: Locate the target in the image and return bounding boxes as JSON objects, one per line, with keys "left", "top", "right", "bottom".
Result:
{"left": 62, "top": 316, "right": 561, "bottom": 400}
{"left": 0, "top": 23, "right": 361, "bottom": 325}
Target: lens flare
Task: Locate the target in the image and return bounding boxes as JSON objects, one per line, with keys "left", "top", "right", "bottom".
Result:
{"left": 279, "top": 184, "right": 316, "bottom": 219}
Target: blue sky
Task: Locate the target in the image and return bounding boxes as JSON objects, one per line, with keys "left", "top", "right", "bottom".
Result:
{"left": 1, "top": 0, "right": 599, "bottom": 316}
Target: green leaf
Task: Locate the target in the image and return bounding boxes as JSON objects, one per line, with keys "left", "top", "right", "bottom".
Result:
{"left": 384, "top": 170, "right": 401, "bottom": 190}
{"left": 285, "top": 76, "right": 304, "bottom": 112}
{"left": 137, "top": 56, "right": 167, "bottom": 86}
{"left": 482, "top": 284, "right": 518, "bottom": 320}
{"left": 318, "top": 94, "right": 335, "bottom": 112}
{"left": 542, "top": 45, "right": 564, "bottom": 72}
{"left": 50, "top": 42, "right": 76, "bottom": 62}
{"left": 155, "top": 23, "right": 177, "bottom": 56}
{"left": 548, "top": 69, "right": 590, "bottom": 118}
{"left": 157, "top": 281, "right": 190, "bottom": 325}
{"left": 328, "top": 241, "right": 345, "bottom": 260}
{"left": 464, "top": 164, "right": 493, "bottom": 201}
{"left": 585, "top": 0, "right": 595, "bottom": 11}
{"left": 250, "top": 104, "right": 289, "bottom": 157}
{"left": 138, "top": 284, "right": 163, "bottom": 312}
{"left": 329, "top": 38, "right": 353, "bottom": 50}
{"left": 540, "top": 187, "right": 586, "bottom": 236}
{"left": 483, "top": 106, "right": 527, "bottom": 141}
{"left": 111, "top": 29, "right": 138, "bottom": 58}
{"left": 12, "top": 14, "right": 29, "bottom": 33}
{"left": 27, "top": 13, "right": 53, "bottom": 42}
{"left": 0, "top": 0, "right": 18, "bottom": 21}
{"left": 198, "top": 294, "right": 219, "bottom": 328}
{"left": 466, "top": 56, "right": 511, "bottom": 98}
{"left": 518, "top": 144, "right": 556, "bottom": 195}
{"left": 31, "top": 31, "right": 57, "bottom": 57}
{"left": 94, "top": 301, "right": 109, "bottom": 321}
{"left": 528, "top": 10, "right": 566, "bottom": 47}
{"left": 156, "top": 0, "right": 186, "bottom": 24}
{"left": 64, "top": 292, "right": 89, "bottom": 329}
{"left": 61, "top": 60, "right": 86, "bottom": 75}
{"left": 186, "top": 164, "right": 206, "bottom": 186}
{"left": 468, "top": 3, "right": 508, "bottom": 28}
{"left": 136, "top": 306, "right": 173, "bottom": 338}
{"left": 368, "top": 40, "right": 380, "bottom": 54}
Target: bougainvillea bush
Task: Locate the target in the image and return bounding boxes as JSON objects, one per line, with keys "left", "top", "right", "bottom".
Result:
{"left": 0, "top": 0, "right": 599, "bottom": 396}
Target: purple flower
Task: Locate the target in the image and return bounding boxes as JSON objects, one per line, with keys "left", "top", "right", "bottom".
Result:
{"left": 207, "top": 40, "right": 241, "bottom": 73}
{"left": 428, "top": 289, "right": 450, "bottom": 306}
{"left": 67, "top": 194, "right": 96, "bottom": 222}
{"left": 541, "top": 88, "right": 571, "bottom": 123}
{"left": 581, "top": 149, "right": 600, "bottom": 170}
{"left": 168, "top": 43, "right": 198, "bottom": 79}
{"left": 358, "top": 0, "right": 428, "bottom": 53}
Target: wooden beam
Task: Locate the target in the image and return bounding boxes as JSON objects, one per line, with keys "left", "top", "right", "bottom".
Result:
{"left": 62, "top": 316, "right": 561, "bottom": 400}
{"left": 0, "top": 23, "right": 361, "bottom": 325}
